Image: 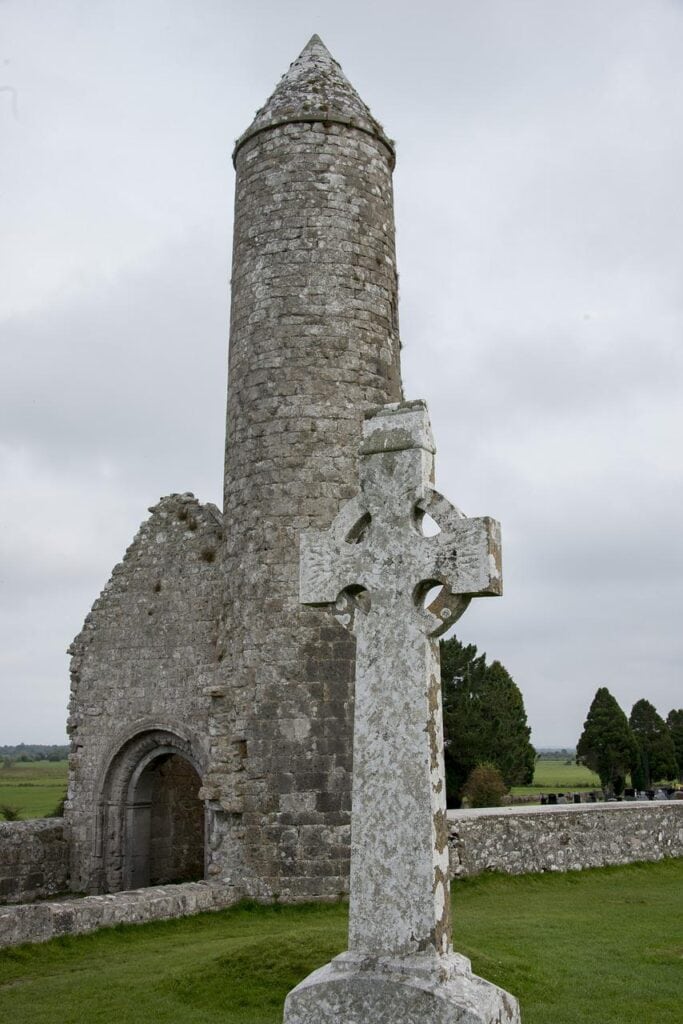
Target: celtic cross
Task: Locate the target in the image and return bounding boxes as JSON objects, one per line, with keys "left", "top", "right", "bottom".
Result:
{"left": 300, "top": 400, "right": 502, "bottom": 957}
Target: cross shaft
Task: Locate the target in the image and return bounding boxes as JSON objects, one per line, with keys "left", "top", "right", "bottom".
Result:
{"left": 300, "top": 401, "right": 502, "bottom": 956}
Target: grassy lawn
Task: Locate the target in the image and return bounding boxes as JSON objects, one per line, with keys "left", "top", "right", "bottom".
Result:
{"left": 0, "top": 761, "right": 68, "bottom": 819}
{"left": 0, "top": 860, "right": 680, "bottom": 1024}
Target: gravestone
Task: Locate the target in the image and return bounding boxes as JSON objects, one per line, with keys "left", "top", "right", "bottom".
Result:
{"left": 284, "top": 401, "right": 520, "bottom": 1024}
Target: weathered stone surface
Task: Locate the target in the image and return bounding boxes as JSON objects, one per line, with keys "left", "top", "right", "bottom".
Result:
{"left": 3, "top": 804, "right": 680, "bottom": 946}
{"left": 213, "top": 34, "right": 402, "bottom": 898}
{"left": 234, "top": 35, "right": 394, "bottom": 163}
{"left": 0, "top": 819, "right": 68, "bottom": 905}
{"left": 62, "top": 35, "right": 403, "bottom": 905}
{"left": 0, "top": 880, "right": 237, "bottom": 949}
{"left": 286, "top": 402, "right": 518, "bottom": 1023}
{"left": 285, "top": 952, "right": 519, "bottom": 1024}
{"left": 66, "top": 492, "right": 222, "bottom": 893}
{"left": 300, "top": 401, "right": 501, "bottom": 957}
{"left": 448, "top": 801, "right": 683, "bottom": 878}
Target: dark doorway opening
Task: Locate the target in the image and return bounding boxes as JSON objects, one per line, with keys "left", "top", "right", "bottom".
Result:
{"left": 127, "top": 753, "right": 204, "bottom": 888}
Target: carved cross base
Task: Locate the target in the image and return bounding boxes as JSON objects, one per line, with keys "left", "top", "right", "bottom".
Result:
{"left": 284, "top": 950, "right": 520, "bottom": 1024}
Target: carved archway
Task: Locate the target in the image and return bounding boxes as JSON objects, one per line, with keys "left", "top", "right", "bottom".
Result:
{"left": 97, "top": 728, "right": 206, "bottom": 893}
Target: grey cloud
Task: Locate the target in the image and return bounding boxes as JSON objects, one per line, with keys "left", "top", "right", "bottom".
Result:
{"left": 2, "top": 229, "right": 228, "bottom": 487}
{"left": 1, "top": 0, "right": 682, "bottom": 746}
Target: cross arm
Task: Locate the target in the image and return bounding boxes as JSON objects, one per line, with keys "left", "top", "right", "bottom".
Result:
{"left": 413, "top": 495, "right": 502, "bottom": 638}
{"left": 300, "top": 496, "right": 368, "bottom": 607}
{"left": 431, "top": 514, "right": 502, "bottom": 597}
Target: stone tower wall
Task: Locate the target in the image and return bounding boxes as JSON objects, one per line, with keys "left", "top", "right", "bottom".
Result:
{"left": 209, "top": 60, "right": 403, "bottom": 897}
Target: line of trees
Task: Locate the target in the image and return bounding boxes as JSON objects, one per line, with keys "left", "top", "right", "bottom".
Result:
{"left": 0, "top": 743, "right": 69, "bottom": 762}
{"left": 440, "top": 636, "right": 535, "bottom": 807}
{"left": 576, "top": 687, "right": 682, "bottom": 795}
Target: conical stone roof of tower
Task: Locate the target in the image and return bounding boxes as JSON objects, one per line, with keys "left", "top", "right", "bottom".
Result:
{"left": 234, "top": 35, "right": 394, "bottom": 163}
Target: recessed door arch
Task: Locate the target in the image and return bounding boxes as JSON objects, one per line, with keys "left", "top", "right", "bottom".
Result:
{"left": 97, "top": 728, "right": 206, "bottom": 893}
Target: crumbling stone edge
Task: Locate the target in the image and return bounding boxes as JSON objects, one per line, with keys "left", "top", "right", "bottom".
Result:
{"left": 0, "top": 879, "right": 240, "bottom": 949}
{"left": 0, "top": 818, "right": 69, "bottom": 905}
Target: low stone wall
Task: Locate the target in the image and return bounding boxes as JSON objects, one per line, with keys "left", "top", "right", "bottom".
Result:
{"left": 0, "top": 880, "right": 238, "bottom": 948}
{"left": 448, "top": 801, "right": 683, "bottom": 877}
{"left": 0, "top": 819, "right": 69, "bottom": 904}
{"left": 2, "top": 804, "right": 681, "bottom": 948}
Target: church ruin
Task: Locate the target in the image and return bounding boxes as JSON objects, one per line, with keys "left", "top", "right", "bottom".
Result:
{"left": 65, "top": 35, "right": 403, "bottom": 898}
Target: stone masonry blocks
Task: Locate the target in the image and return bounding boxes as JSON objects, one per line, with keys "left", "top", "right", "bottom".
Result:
{"left": 214, "top": 47, "right": 402, "bottom": 898}
{"left": 66, "top": 493, "right": 223, "bottom": 893}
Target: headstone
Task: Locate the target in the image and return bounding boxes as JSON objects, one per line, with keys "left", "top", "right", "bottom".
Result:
{"left": 284, "top": 401, "right": 520, "bottom": 1024}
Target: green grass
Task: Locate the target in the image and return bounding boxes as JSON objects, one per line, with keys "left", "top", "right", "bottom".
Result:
{"left": 510, "top": 758, "right": 601, "bottom": 799}
{"left": 0, "top": 760, "right": 68, "bottom": 819}
{"left": 0, "top": 860, "right": 680, "bottom": 1024}
{"left": 531, "top": 759, "right": 601, "bottom": 789}
{"left": 453, "top": 861, "right": 683, "bottom": 1023}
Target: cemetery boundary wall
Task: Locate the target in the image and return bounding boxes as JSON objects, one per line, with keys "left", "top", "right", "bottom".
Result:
{"left": 1, "top": 803, "right": 681, "bottom": 948}
{"left": 0, "top": 818, "right": 68, "bottom": 904}
{"left": 448, "top": 801, "right": 683, "bottom": 877}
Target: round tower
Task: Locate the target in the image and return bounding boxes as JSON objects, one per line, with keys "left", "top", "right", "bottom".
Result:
{"left": 210, "top": 36, "right": 403, "bottom": 898}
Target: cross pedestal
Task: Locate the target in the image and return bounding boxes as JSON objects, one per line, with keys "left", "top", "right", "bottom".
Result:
{"left": 284, "top": 401, "right": 520, "bottom": 1024}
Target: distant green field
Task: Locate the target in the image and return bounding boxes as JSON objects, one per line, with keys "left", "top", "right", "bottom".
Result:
{"left": 0, "top": 860, "right": 680, "bottom": 1024}
{"left": 0, "top": 760, "right": 67, "bottom": 819}
{"left": 533, "top": 758, "right": 601, "bottom": 787}
{"left": 0, "top": 758, "right": 603, "bottom": 818}
{"left": 510, "top": 757, "right": 601, "bottom": 799}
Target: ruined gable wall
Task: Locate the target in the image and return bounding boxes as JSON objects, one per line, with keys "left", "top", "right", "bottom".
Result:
{"left": 66, "top": 493, "right": 223, "bottom": 893}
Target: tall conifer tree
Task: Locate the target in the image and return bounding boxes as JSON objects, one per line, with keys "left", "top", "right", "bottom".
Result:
{"left": 629, "top": 700, "right": 677, "bottom": 788}
{"left": 440, "top": 636, "right": 535, "bottom": 806}
{"left": 667, "top": 709, "right": 683, "bottom": 781}
{"left": 576, "top": 688, "right": 635, "bottom": 796}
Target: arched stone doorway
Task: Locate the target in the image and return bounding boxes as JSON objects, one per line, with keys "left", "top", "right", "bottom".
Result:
{"left": 127, "top": 750, "right": 204, "bottom": 888}
{"left": 98, "top": 728, "right": 206, "bottom": 893}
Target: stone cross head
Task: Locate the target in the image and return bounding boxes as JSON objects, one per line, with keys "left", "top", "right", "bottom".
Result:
{"left": 301, "top": 400, "right": 502, "bottom": 638}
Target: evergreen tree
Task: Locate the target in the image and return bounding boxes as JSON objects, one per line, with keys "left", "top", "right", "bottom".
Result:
{"left": 628, "top": 699, "right": 677, "bottom": 788}
{"left": 440, "top": 636, "right": 535, "bottom": 806}
{"left": 666, "top": 709, "right": 683, "bottom": 781}
{"left": 576, "top": 688, "right": 636, "bottom": 796}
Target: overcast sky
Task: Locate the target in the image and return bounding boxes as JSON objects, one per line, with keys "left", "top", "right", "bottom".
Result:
{"left": 1, "top": 0, "right": 681, "bottom": 747}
